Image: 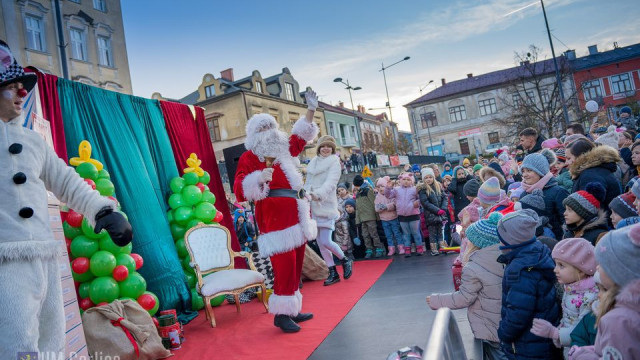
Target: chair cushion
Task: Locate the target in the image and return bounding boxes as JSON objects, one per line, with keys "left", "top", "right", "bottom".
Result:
{"left": 200, "top": 269, "right": 265, "bottom": 297}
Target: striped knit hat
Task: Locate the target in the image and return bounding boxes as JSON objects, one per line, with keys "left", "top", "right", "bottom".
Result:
{"left": 610, "top": 192, "right": 638, "bottom": 219}
{"left": 562, "top": 182, "right": 606, "bottom": 222}
{"left": 477, "top": 177, "right": 501, "bottom": 205}
{"left": 555, "top": 148, "right": 566, "bottom": 162}
{"left": 466, "top": 212, "right": 503, "bottom": 249}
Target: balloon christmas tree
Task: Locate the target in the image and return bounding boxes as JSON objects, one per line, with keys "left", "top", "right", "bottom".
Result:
{"left": 62, "top": 140, "right": 159, "bottom": 315}
{"left": 167, "top": 153, "right": 224, "bottom": 310}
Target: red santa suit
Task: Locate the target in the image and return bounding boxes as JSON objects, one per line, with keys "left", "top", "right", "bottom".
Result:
{"left": 234, "top": 114, "right": 318, "bottom": 316}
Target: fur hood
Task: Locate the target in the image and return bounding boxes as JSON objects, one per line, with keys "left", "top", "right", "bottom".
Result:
{"left": 569, "top": 145, "right": 621, "bottom": 179}
{"left": 479, "top": 167, "right": 505, "bottom": 188}
{"left": 563, "top": 210, "right": 608, "bottom": 235}
{"left": 616, "top": 278, "right": 640, "bottom": 313}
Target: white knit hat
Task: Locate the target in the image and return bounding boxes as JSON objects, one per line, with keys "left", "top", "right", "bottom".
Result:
{"left": 421, "top": 167, "right": 435, "bottom": 179}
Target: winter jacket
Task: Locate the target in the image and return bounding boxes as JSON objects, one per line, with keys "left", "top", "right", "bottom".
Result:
{"left": 569, "top": 308, "right": 596, "bottom": 347}
{"left": 375, "top": 192, "right": 398, "bottom": 221}
{"left": 555, "top": 167, "right": 573, "bottom": 192}
{"left": 448, "top": 174, "right": 473, "bottom": 219}
{"left": 521, "top": 177, "right": 569, "bottom": 240}
{"left": 384, "top": 185, "right": 420, "bottom": 217}
{"left": 347, "top": 211, "right": 359, "bottom": 241}
{"left": 417, "top": 183, "right": 447, "bottom": 225}
{"left": 304, "top": 154, "right": 342, "bottom": 228}
{"left": 355, "top": 185, "right": 378, "bottom": 224}
{"left": 569, "top": 146, "right": 622, "bottom": 213}
{"left": 429, "top": 244, "right": 503, "bottom": 342}
{"left": 235, "top": 221, "right": 255, "bottom": 250}
{"left": 484, "top": 194, "right": 515, "bottom": 218}
{"left": 569, "top": 279, "right": 640, "bottom": 360}
{"left": 497, "top": 240, "right": 560, "bottom": 359}
{"left": 562, "top": 211, "right": 609, "bottom": 245}
{"left": 556, "top": 277, "right": 598, "bottom": 349}
{"left": 336, "top": 195, "right": 351, "bottom": 222}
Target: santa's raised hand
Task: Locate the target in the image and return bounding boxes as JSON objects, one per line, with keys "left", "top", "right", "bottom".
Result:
{"left": 305, "top": 89, "right": 318, "bottom": 111}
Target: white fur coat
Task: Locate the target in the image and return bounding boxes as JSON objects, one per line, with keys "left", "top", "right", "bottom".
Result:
{"left": 304, "top": 154, "right": 341, "bottom": 228}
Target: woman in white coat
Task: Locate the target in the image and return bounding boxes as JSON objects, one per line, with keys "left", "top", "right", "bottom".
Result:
{"left": 305, "top": 135, "right": 353, "bottom": 285}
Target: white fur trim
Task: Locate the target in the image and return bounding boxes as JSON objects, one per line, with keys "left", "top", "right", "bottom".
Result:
{"left": 268, "top": 293, "right": 300, "bottom": 316}
{"left": 245, "top": 114, "right": 278, "bottom": 152}
{"left": 257, "top": 199, "right": 316, "bottom": 258}
{"left": 241, "top": 170, "right": 270, "bottom": 202}
{"left": 0, "top": 241, "right": 60, "bottom": 263}
{"left": 291, "top": 116, "right": 319, "bottom": 142}
{"left": 275, "top": 155, "right": 304, "bottom": 191}
{"left": 295, "top": 290, "right": 303, "bottom": 313}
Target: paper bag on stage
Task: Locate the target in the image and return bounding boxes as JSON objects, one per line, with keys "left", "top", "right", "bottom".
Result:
{"left": 83, "top": 299, "right": 171, "bottom": 360}
{"left": 302, "top": 245, "right": 329, "bottom": 281}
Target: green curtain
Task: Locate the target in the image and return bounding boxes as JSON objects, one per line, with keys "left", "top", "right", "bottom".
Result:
{"left": 57, "top": 79, "right": 196, "bottom": 322}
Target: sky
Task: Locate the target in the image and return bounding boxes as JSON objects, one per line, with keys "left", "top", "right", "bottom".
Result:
{"left": 121, "top": 0, "right": 640, "bottom": 132}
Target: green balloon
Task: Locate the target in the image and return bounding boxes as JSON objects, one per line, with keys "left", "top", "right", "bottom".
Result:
{"left": 181, "top": 185, "right": 203, "bottom": 206}
{"left": 145, "top": 291, "right": 160, "bottom": 316}
{"left": 90, "top": 250, "right": 117, "bottom": 277}
{"left": 119, "top": 297, "right": 135, "bottom": 302}
{"left": 183, "top": 172, "right": 199, "bottom": 185}
{"left": 99, "top": 236, "right": 131, "bottom": 255}
{"left": 175, "top": 239, "right": 189, "bottom": 258}
{"left": 78, "top": 282, "right": 91, "bottom": 299}
{"left": 191, "top": 288, "right": 204, "bottom": 311}
{"left": 70, "top": 235, "right": 99, "bottom": 258}
{"left": 210, "top": 294, "right": 225, "bottom": 307}
{"left": 174, "top": 206, "right": 194, "bottom": 225}
{"left": 169, "top": 177, "right": 185, "bottom": 194}
{"left": 89, "top": 276, "right": 120, "bottom": 304}
{"left": 194, "top": 202, "right": 216, "bottom": 221}
{"left": 95, "top": 178, "right": 115, "bottom": 197}
{"left": 72, "top": 268, "right": 95, "bottom": 282}
{"left": 181, "top": 255, "right": 192, "bottom": 271}
{"left": 119, "top": 272, "right": 146, "bottom": 299}
{"left": 115, "top": 253, "right": 136, "bottom": 274}
{"left": 81, "top": 218, "right": 107, "bottom": 240}
{"left": 76, "top": 162, "right": 99, "bottom": 181}
{"left": 63, "top": 221, "right": 83, "bottom": 239}
{"left": 184, "top": 263, "right": 195, "bottom": 275}
{"left": 185, "top": 272, "right": 196, "bottom": 288}
{"left": 201, "top": 191, "right": 216, "bottom": 205}
{"left": 170, "top": 223, "right": 186, "bottom": 240}
{"left": 98, "top": 169, "right": 111, "bottom": 179}
{"left": 168, "top": 193, "right": 185, "bottom": 210}
{"left": 199, "top": 171, "right": 211, "bottom": 185}
{"left": 166, "top": 209, "right": 174, "bottom": 223}
{"left": 186, "top": 219, "right": 203, "bottom": 229}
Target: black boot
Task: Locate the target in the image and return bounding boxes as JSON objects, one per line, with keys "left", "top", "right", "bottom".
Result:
{"left": 274, "top": 314, "right": 301, "bottom": 333}
{"left": 291, "top": 312, "right": 314, "bottom": 322}
{"left": 324, "top": 266, "right": 340, "bottom": 286}
{"left": 342, "top": 257, "right": 353, "bottom": 280}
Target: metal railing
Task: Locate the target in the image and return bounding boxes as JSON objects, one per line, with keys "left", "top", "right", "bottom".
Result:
{"left": 423, "top": 308, "right": 468, "bottom": 360}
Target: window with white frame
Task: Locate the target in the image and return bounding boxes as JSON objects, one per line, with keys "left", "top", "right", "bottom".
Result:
{"left": 540, "top": 89, "right": 550, "bottom": 104}
{"left": 448, "top": 105, "right": 467, "bottom": 122}
{"left": 70, "top": 28, "right": 87, "bottom": 61}
{"left": 582, "top": 79, "right": 602, "bottom": 101}
{"left": 25, "top": 15, "right": 45, "bottom": 52}
{"left": 488, "top": 132, "right": 500, "bottom": 144}
{"left": 93, "top": 0, "right": 107, "bottom": 12}
{"left": 284, "top": 82, "right": 295, "bottom": 101}
{"left": 420, "top": 111, "right": 437, "bottom": 128}
{"left": 610, "top": 73, "right": 633, "bottom": 94}
{"left": 512, "top": 94, "right": 521, "bottom": 109}
{"left": 205, "top": 85, "right": 215, "bottom": 98}
{"left": 478, "top": 98, "right": 498, "bottom": 116}
{"left": 97, "top": 35, "right": 113, "bottom": 67}
{"left": 350, "top": 125, "right": 358, "bottom": 140}
{"left": 207, "top": 118, "right": 221, "bottom": 141}
{"left": 328, "top": 121, "right": 336, "bottom": 138}
{"left": 255, "top": 82, "right": 262, "bottom": 93}
{"left": 526, "top": 90, "right": 535, "bottom": 102}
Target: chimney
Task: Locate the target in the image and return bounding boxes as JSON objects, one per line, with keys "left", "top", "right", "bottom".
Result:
{"left": 357, "top": 105, "right": 364, "bottom": 113}
{"left": 588, "top": 45, "right": 598, "bottom": 55}
{"left": 220, "top": 68, "right": 234, "bottom": 81}
{"left": 519, "top": 60, "right": 530, "bottom": 66}
{"left": 467, "top": 73, "right": 473, "bottom": 78}
{"left": 338, "top": 101, "right": 344, "bottom": 108}
{"left": 441, "top": 78, "right": 446, "bottom": 86}
{"left": 564, "top": 49, "right": 576, "bottom": 60}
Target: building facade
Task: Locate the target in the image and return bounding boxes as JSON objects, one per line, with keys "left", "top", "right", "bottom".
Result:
{"left": 319, "top": 101, "right": 360, "bottom": 156}
{"left": 1, "top": 0, "right": 133, "bottom": 93}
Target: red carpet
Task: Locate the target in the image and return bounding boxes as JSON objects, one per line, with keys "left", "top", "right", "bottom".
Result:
{"left": 170, "top": 259, "right": 391, "bottom": 360}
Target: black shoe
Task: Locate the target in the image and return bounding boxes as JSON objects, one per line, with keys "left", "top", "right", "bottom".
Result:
{"left": 342, "top": 257, "right": 353, "bottom": 280}
{"left": 324, "top": 266, "right": 341, "bottom": 286}
{"left": 274, "top": 314, "right": 301, "bottom": 333}
{"left": 291, "top": 312, "right": 314, "bottom": 323}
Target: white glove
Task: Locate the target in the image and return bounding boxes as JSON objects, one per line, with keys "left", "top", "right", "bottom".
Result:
{"left": 305, "top": 89, "right": 318, "bottom": 111}
{"left": 260, "top": 168, "right": 274, "bottom": 184}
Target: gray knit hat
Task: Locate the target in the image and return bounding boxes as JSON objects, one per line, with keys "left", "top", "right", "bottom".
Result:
{"left": 610, "top": 192, "right": 638, "bottom": 219}
{"left": 521, "top": 153, "right": 550, "bottom": 177}
{"left": 562, "top": 182, "right": 605, "bottom": 222}
{"left": 463, "top": 179, "right": 480, "bottom": 197}
{"left": 497, "top": 209, "right": 539, "bottom": 247}
{"left": 595, "top": 223, "right": 640, "bottom": 287}
{"left": 517, "top": 189, "right": 547, "bottom": 215}
{"left": 337, "top": 183, "right": 348, "bottom": 190}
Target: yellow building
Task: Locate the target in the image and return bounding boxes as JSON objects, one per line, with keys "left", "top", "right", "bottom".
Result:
{"left": 1, "top": 0, "right": 132, "bottom": 93}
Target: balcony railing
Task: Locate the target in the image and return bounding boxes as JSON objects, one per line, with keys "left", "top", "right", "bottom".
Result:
{"left": 340, "top": 137, "right": 358, "bottom": 146}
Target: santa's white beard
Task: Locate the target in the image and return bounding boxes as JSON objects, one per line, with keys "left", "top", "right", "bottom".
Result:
{"left": 249, "top": 128, "right": 289, "bottom": 160}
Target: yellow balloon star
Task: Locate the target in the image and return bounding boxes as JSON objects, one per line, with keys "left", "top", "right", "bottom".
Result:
{"left": 184, "top": 153, "right": 204, "bottom": 177}
{"left": 69, "top": 140, "right": 104, "bottom": 171}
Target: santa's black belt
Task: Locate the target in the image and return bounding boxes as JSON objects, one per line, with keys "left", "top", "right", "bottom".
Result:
{"left": 267, "top": 188, "right": 306, "bottom": 199}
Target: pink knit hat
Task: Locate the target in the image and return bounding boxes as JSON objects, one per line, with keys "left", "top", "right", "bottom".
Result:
{"left": 458, "top": 200, "right": 480, "bottom": 223}
{"left": 541, "top": 138, "right": 563, "bottom": 149}
{"left": 552, "top": 238, "right": 597, "bottom": 276}
{"left": 376, "top": 176, "right": 390, "bottom": 187}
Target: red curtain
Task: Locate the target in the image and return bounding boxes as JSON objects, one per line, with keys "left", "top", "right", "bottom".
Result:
{"left": 159, "top": 101, "right": 244, "bottom": 268}
{"left": 26, "top": 68, "right": 68, "bottom": 161}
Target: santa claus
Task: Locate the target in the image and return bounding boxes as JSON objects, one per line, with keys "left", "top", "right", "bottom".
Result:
{"left": 233, "top": 90, "right": 319, "bottom": 332}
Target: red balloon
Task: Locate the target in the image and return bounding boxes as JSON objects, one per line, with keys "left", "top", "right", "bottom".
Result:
{"left": 79, "top": 298, "right": 95, "bottom": 311}
{"left": 74, "top": 281, "right": 80, "bottom": 290}
{"left": 97, "top": 302, "right": 109, "bottom": 307}
{"left": 196, "top": 182, "right": 205, "bottom": 192}
{"left": 85, "top": 179, "right": 96, "bottom": 190}
{"left": 71, "top": 257, "right": 90, "bottom": 274}
{"left": 213, "top": 211, "right": 223, "bottom": 223}
{"left": 112, "top": 265, "right": 129, "bottom": 282}
{"left": 152, "top": 317, "right": 159, "bottom": 327}
{"left": 130, "top": 253, "right": 144, "bottom": 270}
{"left": 137, "top": 294, "right": 156, "bottom": 311}
{"left": 65, "top": 238, "right": 72, "bottom": 256}
{"left": 108, "top": 196, "right": 119, "bottom": 206}
{"left": 66, "top": 210, "right": 84, "bottom": 228}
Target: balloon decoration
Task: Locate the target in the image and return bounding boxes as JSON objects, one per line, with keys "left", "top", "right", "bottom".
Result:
{"left": 167, "top": 153, "right": 225, "bottom": 309}
{"left": 62, "top": 140, "right": 160, "bottom": 315}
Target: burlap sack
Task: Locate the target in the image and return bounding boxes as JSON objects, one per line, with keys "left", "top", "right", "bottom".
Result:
{"left": 82, "top": 299, "right": 172, "bottom": 360}
{"left": 301, "top": 244, "right": 329, "bottom": 280}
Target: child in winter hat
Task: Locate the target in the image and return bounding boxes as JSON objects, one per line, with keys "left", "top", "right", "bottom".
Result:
{"left": 554, "top": 148, "right": 573, "bottom": 192}
{"left": 531, "top": 238, "right": 598, "bottom": 357}
{"left": 568, "top": 224, "right": 640, "bottom": 359}
{"left": 562, "top": 182, "right": 608, "bottom": 245}
{"left": 609, "top": 192, "right": 638, "bottom": 228}
{"left": 516, "top": 189, "right": 554, "bottom": 238}
{"left": 375, "top": 176, "right": 402, "bottom": 256}
{"left": 463, "top": 178, "right": 480, "bottom": 201}
{"left": 477, "top": 177, "right": 501, "bottom": 207}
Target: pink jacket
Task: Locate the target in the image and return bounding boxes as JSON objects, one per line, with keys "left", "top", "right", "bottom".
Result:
{"left": 428, "top": 244, "right": 503, "bottom": 342}
{"left": 375, "top": 193, "right": 398, "bottom": 221}
{"left": 569, "top": 278, "right": 640, "bottom": 359}
{"left": 384, "top": 186, "right": 420, "bottom": 217}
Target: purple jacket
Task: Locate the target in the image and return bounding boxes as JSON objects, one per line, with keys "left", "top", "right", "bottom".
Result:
{"left": 385, "top": 185, "right": 420, "bottom": 217}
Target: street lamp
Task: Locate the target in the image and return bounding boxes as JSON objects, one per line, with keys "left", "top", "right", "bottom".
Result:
{"left": 419, "top": 80, "right": 434, "bottom": 96}
{"left": 333, "top": 77, "right": 363, "bottom": 152}
{"left": 379, "top": 56, "right": 410, "bottom": 154}
{"left": 417, "top": 80, "right": 436, "bottom": 155}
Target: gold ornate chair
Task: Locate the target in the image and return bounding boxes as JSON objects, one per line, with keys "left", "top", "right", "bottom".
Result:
{"left": 184, "top": 224, "right": 268, "bottom": 327}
